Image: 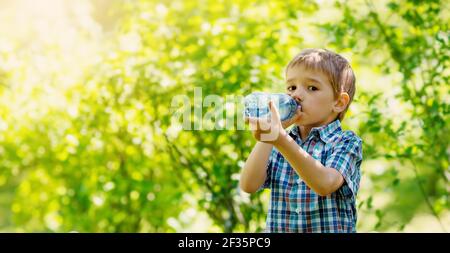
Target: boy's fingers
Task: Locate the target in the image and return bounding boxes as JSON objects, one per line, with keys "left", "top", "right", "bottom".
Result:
{"left": 245, "top": 116, "right": 259, "bottom": 125}
{"left": 246, "top": 116, "right": 271, "bottom": 125}
{"left": 245, "top": 116, "right": 273, "bottom": 132}
{"left": 246, "top": 117, "right": 261, "bottom": 131}
{"left": 269, "top": 100, "right": 280, "bottom": 122}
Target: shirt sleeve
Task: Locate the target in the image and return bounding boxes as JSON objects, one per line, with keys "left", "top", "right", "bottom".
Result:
{"left": 259, "top": 147, "right": 275, "bottom": 191}
{"left": 325, "top": 134, "right": 363, "bottom": 198}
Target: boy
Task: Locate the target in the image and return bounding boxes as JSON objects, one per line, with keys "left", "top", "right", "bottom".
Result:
{"left": 240, "top": 48, "right": 363, "bottom": 233}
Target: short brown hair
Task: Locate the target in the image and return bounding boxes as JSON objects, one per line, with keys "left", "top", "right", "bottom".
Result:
{"left": 285, "top": 48, "right": 356, "bottom": 121}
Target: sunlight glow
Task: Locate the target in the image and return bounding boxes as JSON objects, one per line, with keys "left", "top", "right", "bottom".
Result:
{"left": 0, "top": 0, "right": 104, "bottom": 119}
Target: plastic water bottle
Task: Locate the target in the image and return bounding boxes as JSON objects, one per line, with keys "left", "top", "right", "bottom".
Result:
{"left": 243, "top": 92, "right": 301, "bottom": 121}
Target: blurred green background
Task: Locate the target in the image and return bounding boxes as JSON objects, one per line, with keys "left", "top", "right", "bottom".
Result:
{"left": 0, "top": 0, "right": 448, "bottom": 232}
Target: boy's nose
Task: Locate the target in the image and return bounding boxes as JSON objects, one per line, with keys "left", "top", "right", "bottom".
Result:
{"left": 291, "top": 90, "right": 303, "bottom": 104}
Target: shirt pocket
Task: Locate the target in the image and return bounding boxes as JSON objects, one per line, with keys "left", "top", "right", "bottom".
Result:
{"left": 290, "top": 175, "right": 320, "bottom": 212}
{"left": 273, "top": 157, "right": 296, "bottom": 187}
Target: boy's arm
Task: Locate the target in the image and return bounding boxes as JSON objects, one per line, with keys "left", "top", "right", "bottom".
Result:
{"left": 239, "top": 142, "right": 273, "bottom": 193}
{"left": 246, "top": 101, "right": 344, "bottom": 196}
{"left": 274, "top": 133, "right": 344, "bottom": 196}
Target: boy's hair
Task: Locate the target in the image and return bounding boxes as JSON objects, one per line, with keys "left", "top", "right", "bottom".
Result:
{"left": 285, "top": 48, "right": 356, "bottom": 121}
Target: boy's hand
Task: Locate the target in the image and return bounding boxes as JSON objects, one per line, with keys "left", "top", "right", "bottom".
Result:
{"left": 245, "top": 100, "right": 287, "bottom": 144}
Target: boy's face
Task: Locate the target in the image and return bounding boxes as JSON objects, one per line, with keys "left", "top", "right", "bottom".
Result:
{"left": 285, "top": 64, "right": 342, "bottom": 127}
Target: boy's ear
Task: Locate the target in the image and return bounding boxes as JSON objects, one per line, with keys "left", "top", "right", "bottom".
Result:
{"left": 333, "top": 92, "right": 350, "bottom": 113}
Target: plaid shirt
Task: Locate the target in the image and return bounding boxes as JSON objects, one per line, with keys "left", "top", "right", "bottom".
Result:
{"left": 261, "top": 119, "right": 363, "bottom": 233}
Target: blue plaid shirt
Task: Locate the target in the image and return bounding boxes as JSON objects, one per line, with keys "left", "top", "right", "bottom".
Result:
{"left": 261, "top": 119, "right": 363, "bottom": 233}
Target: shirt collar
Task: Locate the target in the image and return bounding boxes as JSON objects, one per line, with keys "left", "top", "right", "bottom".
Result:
{"left": 290, "top": 119, "right": 342, "bottom": 143}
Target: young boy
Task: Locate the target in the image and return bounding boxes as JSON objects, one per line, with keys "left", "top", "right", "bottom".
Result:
{"left": 240, "top": 48, "right": 363, "bottom": 233}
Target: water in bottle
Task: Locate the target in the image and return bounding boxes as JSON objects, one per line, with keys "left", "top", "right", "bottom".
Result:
{"left": 243, "top": 92, "right": 301, "bottom": 121}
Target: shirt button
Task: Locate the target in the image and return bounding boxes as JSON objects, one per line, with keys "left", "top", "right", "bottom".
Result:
{"left": 297, "top": 179, "right": 302, "bottom": 184}
{"left": 295, "top": 208, "right": 301, "bottom": 214}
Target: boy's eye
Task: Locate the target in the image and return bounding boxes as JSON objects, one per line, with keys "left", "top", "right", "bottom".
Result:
{"left": 308, "top": 86, "right": 318, "bottom": 91}
{"left": 287, "top": 85, "right": 296, "bottom": 91}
